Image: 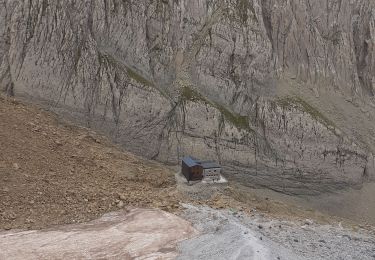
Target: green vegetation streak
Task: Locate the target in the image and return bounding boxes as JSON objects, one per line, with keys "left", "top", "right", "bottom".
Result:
{"left": 276, "top": 96, "right": 335, "bottom": 128}
{"left": 181, "top": 86, "right": 252, "bottom": 131}
{"left": 126, "top": 67, "right": 153, "bottom": 87}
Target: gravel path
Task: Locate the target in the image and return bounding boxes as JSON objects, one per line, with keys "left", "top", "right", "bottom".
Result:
{"left": 177, "top": 204, "right": 375, "bottom": 260}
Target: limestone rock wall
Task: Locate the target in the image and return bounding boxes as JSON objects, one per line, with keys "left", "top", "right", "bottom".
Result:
{"left": 0, "top": 0, "right": 374, "bottom": 194}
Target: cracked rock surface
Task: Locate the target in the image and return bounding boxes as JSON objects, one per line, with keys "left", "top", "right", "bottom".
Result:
{"left": 0, "top": 0, "right": 374, "bottom": 194}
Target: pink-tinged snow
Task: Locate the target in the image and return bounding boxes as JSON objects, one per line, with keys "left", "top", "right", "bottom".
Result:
{"left": 0, "top": 209, "right": 198, "bottom": 260}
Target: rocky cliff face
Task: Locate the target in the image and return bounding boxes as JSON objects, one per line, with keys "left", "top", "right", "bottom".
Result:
{"left": 0, "top": 0, "right": 374, "bottom": 194}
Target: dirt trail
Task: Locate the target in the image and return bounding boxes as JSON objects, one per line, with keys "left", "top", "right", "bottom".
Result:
{"left": 0, "top": 95, "right": 179, "bottom": 230}
{"left": 178, "top": 204, "right": 375, "bottom": 260}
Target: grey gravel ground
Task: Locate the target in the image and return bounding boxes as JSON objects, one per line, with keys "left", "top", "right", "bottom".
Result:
{"left": 177, "top": 204, "right": 375, "bottom": 260}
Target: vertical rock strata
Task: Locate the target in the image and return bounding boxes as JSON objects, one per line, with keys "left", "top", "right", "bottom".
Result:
{"left": 0, "top": 0, "right": 374, "bottom": 194}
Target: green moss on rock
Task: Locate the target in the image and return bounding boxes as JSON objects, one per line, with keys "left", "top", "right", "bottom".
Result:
{"left": 215, "top": 103, "right": 251, "bottom": 130}
{"left": 126, "top": 67, "right": 153, "bottom": 87}
{"left": 181, "top": 86, "right": 253, "bottom": 132}
{"left": 181, "top": 86, "right": 206, "bottom": 102}
{"left": 98, "top": 51, "right": 169, "bottom": 98}
{"left": 276, "top": 96, "right": 335, "bottom": 128}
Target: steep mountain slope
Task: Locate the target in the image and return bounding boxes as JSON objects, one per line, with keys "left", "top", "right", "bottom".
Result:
{"left": 0, "top": 0, "right": 374, "bottom": 194}
{"left": 0, "top": 95, "right": 178, "bottom": 230}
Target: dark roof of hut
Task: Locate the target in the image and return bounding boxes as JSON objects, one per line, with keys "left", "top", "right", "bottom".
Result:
{"left": 182, "top": 157, "right": 221, "bottom": 169}
{"left": 199, "top": 161, "right": 221, "bottom": 169}
{"left": 182, "top": 156, "right": 198, "bottom": 167}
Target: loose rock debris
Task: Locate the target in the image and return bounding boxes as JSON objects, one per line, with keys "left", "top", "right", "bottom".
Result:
{"left": 0, "top": 96, "right": 179, "bottom": 230}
